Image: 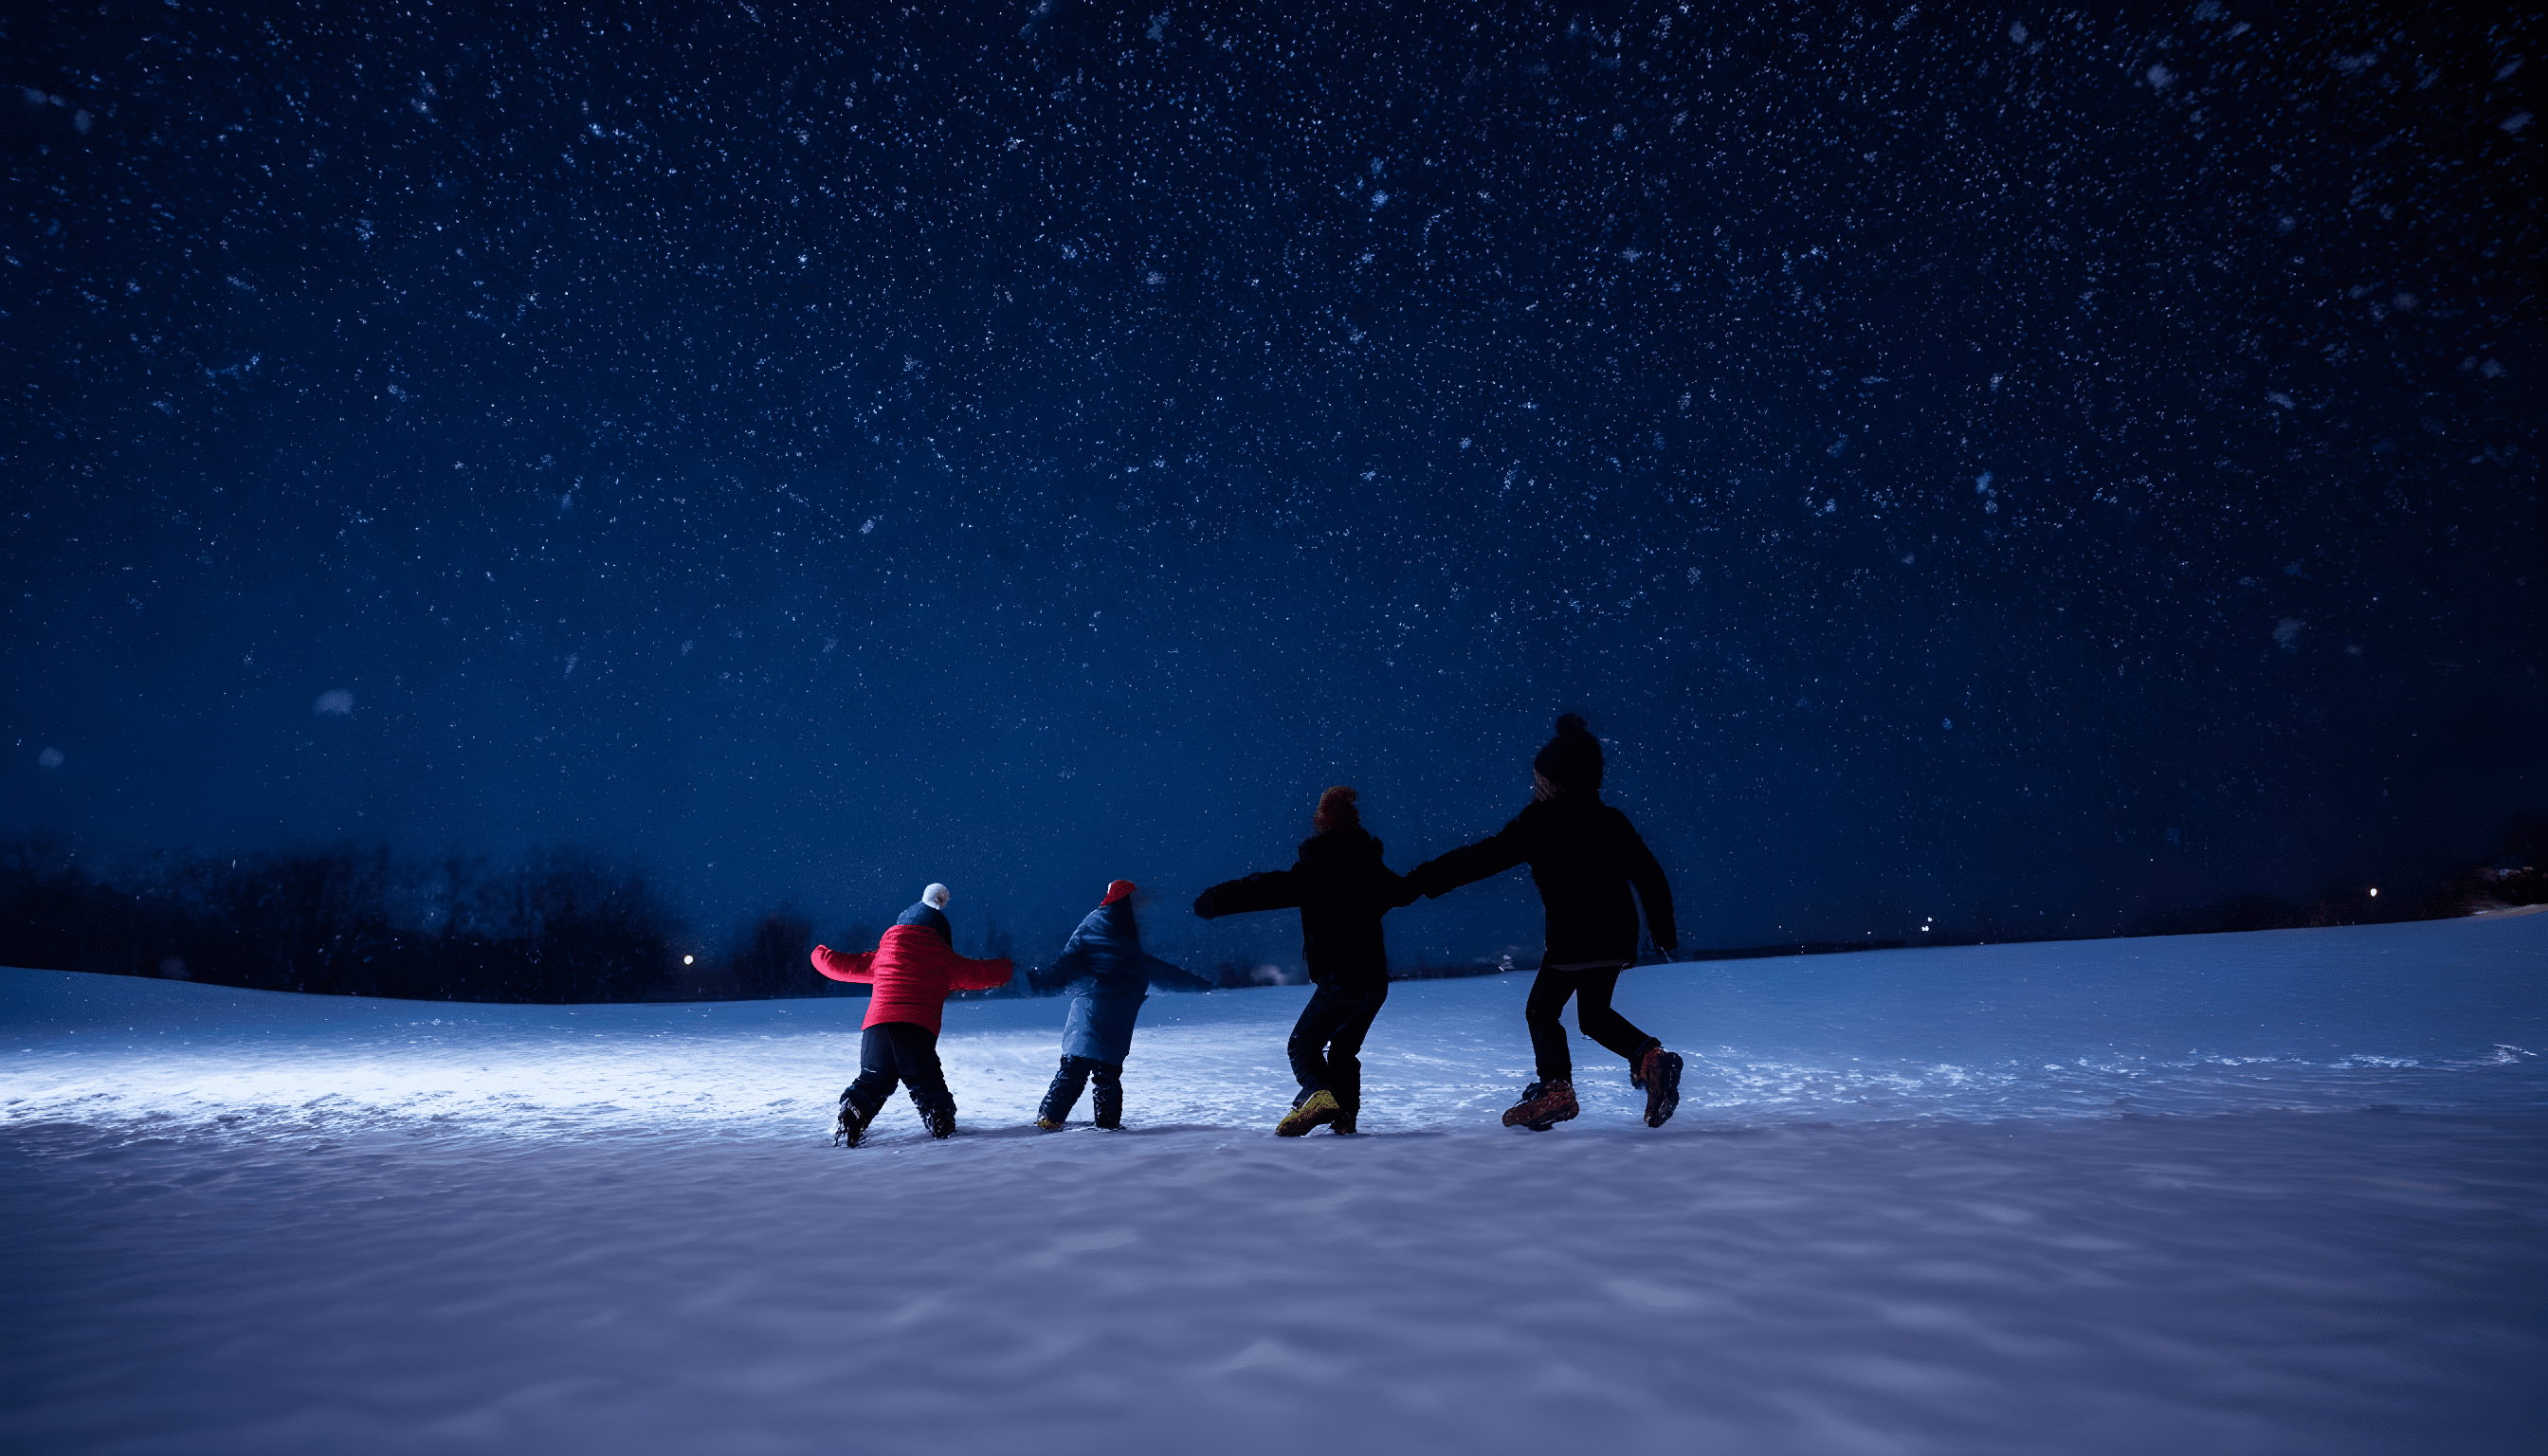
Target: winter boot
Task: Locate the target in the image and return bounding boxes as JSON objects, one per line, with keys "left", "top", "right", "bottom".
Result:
{"left": 1276, "top": 1088, "right": 1340, "bottom": 1137}
{"left": 1635, "top": 1046, "right": 1684, "bottom": 1128}
{"left": 923, "top": 1102, "right": 957, "bottom": 1139}
{"left": 1092, "top": 1079, "right": 1123, "bottom": 1131}
{"left": 1500, "top": 1079, "right": 1579, "bottom": 1132}
{"left": 1034, "top": 1085, "right": 1073, "bottom": 1130}
{"left": 833, "top": 1093, "right": 874, "bottom": 1148}
{"left": 1329, "top": 1107, "right": 1357, "bottom": 1136}
{"left": 1037, "top": 1057, "right": 1086, "bottom": 1130}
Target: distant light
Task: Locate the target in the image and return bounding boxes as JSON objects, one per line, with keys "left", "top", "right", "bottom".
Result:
{"left": 683, "top": 955, "right": 695, "bottom": 965}
{"left": 2368, "top": 888, "right": 2378, "bottom": 898}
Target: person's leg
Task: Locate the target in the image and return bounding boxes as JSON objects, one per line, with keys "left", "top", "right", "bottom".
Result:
{"left": 1038, "top": 1055, "right": 1092, "bottom": 1125}
{"left": 1503, "top": 963, "right": 1584, "bottom": 1129}
{"left": 1570, "top": 967, "right": 1655, "bottom": 1064}
{"left": 843, "top": 1024, "right": 903, "bottom": 1123}
{"left": 885, "top": 1022, "right": 956, "bottom": 1136}
{"left": 1322, "top": 985, "right": 1390, "bottom": 1126}
{"left": 1089, "top": 1061, "right": 1124, "bottom": 1129}
{"left": 1279, "top": 983, "right": 1356, "bottom": 1135}
{"left": 1573, "top": 967, "right": 1684, "bottom": 1127}
{"left": 1522, "top": 962, "right": 1581, "bottom": 1083}
{"left": 1286, "top": 983, "right": 1355, "bottom": 1100}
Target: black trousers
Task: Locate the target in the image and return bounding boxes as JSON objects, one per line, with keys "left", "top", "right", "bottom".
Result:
{"left": 843, "top": 1022, "right": 953, "bottom": 1121}
{"left": 1525, "top": 962, "right": 1656, "bottom": 1083}
{"left": 1287, "top": 981, "right": 1389, "bottom": 1113}
{"left": 1038, "top": 1055, "right": 1124, "bottom": 1125}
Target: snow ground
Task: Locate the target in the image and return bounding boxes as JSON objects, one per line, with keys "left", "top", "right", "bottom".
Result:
{"left": 4, "top": 914, "right": 2542, "bottom": 1455}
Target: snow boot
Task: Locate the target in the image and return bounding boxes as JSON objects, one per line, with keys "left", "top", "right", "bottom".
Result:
{"left": 1034, "top": 1086, "right": 1075, "bottom": 1129}
{"left": 1037, "top": 1058, "right": 1086, "bottom": 1129}
{"left": 833, "top": 1093, "right": 875, "bottom": 1148}
{"left": 922, "top": 1102, "right": 957, "bottom": 1139}
{"left": 1501, "top": 1079, "right": 1578, "bottom": 1132}
{"left": 1635, "top": 1046, "right": 1684, "bottom": 1128}
{"left": 1092, "top": 1080, "right": 1123, "bottom": 1131}
{"left": 1329, "top": 1108, "right": 1357, "bottom": 1136}
{"left": 1277, "top": 1088, "right": 1340, "bottom": 1137}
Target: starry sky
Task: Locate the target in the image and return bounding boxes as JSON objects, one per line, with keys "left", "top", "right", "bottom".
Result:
{"left": 5, "top": 1, "right": 2539, "bottom": 969}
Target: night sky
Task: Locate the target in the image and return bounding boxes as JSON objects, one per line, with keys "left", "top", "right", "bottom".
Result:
{"left": 5, "top": 2, "right": 2539, "bottom": 970}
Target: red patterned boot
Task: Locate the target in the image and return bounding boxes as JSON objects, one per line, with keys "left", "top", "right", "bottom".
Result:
{"left": 1500, "top": 1079, "right": 1578, "bottom": 1131}
{"left": 1635, "top": 1046, "right": 1684, "bottom": 1128}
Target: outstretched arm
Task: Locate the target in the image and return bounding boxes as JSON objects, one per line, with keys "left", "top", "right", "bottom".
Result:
{"left": 1193, "top": 868, "right": 1301, "bottom": 919}
{"left": 810, "top": 945, "right": 876, "bottom": 983}
{"left": 1407, "top": 818, "right": 1532, "bottom": 900}
{"left": 1046, "top": 937, "right": 1092, "bottom": 988}
{"left": 948, "top": 954, "right": 1018, "bottom": 992}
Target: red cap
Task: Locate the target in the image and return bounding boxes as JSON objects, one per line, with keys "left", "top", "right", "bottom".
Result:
{"left": 1101, "top": 880, "right": 1136, "bottom": 905}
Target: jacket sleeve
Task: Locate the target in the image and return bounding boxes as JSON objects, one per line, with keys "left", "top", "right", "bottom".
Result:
{"left": 1619, "top": 815, "right": 1678, "bottom": 950}
{"left": 1193, "top": 868, "right": 1301, "bottom": 919}
{"left": 1140, "top": 953, "right": 1188, "bottom": 987}
{"left": 948, "top": 954, "right": 1018, "bottom": 992}
{"left": 1374, "top": 862, "right": 1416, "bottom": 911}
{"left": 810, "top": 945, "right": 876, "bottom": 983}
{"left": 1408, "top": 816, "right": 1534, "bottom": 900}
{"left": 1046, "top": 935, "right": 1092, "bottom": 987}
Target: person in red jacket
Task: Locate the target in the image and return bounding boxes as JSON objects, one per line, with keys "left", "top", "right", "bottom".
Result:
{"left": 811, "top": 883, "right": 1015, "bottom": 1145}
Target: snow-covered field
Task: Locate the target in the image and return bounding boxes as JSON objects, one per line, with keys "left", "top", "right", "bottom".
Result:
{"left": 5, "top": 913, "right": 2542, "bottom": 1455}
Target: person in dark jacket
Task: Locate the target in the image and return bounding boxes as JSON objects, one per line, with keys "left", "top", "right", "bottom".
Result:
{"left": 1406, "top": 715, "right": 1686, "bottom": 1131}
{"left": 1034, "top": 880, "right": 1190, "bottom": 1130}
{"left": 1193, "top": 786, "right": 1412, "bottom": 1136}
{"left": 810, "top": 883, "right": 1016, "bottom": 1145}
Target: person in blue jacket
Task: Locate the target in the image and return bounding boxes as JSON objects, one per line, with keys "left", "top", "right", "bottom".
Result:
{"left": 1034, "top": 881, "right": 1188, "bottom": 1130}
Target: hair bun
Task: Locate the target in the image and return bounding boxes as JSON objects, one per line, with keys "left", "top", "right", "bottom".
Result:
{"left": 1553, "top": 713, "right": 1590, "bottom": 737}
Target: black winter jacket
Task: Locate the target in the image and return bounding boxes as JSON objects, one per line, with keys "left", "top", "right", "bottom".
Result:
{"left": 1192, "top": 827, "right": 1411, "bottom": 990}
{"left": 1407, "top": 792, "right": 1676, "bottom": 965}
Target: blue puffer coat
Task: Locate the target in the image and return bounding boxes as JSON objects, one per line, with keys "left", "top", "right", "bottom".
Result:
{"left": 1049, "top": 900, "right": 1185, "bottom": 1065}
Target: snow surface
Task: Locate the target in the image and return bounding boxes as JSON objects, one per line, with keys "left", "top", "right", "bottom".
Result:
{"left": 5, "top": 913, "right": 2543, "bottom": 1454}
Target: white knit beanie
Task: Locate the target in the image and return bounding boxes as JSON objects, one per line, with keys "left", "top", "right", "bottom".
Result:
{"left": 922, "top": 883, "right": 952, "bottom": 909}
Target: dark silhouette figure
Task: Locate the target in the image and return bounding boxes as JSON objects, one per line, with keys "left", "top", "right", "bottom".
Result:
{"left": 1194, "top": 786, "right": 1411, "bottom": 1136}
{"left": 1408, "top": 715, "right": 1687, "bottom": 1130}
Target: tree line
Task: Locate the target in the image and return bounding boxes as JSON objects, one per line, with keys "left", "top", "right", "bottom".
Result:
{"left": 0, "top": 835, "right": 1306, "bottom": 1004}
{"left": 2, "top": 835, "right": 682, "bottom": 1003}
{"left": 9, "top": 820, "right": 2532, "bottom": 1004}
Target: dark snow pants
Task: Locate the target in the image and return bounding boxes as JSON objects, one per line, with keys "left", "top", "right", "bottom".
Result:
{"left": 1287, "top": 981, "right": 1389, "bottom": 1115}
{"left": 1038, "top": 1055, "right": 1124, "bottom": 1127}
{"left": 843, "top": 1021, "right": 954, "bottom": 1122}
{"left": 1525, "top": 961, "right": 1657, "bottom": 1083}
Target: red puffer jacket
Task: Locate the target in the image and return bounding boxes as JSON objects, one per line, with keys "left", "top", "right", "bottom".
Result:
{"left": 811, "top": 924, "right": 1015, "bottom": 1033}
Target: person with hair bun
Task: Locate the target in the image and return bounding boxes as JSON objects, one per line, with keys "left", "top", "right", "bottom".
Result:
{"left": 1193, "top": 785, "right": 1415, "bottom": 1136}
{"left": 1407, "top": 714, "right": 1686, "bottom": 1132}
